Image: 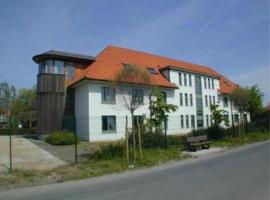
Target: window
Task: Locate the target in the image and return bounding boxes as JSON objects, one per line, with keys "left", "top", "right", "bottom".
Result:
{"left": 189, "top": 74, "right": 192, "bottom": 87}
{"left": 224, "top": 114, "right": 229, "bottom": 123}
{"left": 45, "top": 60, "right": 53, "bottom": 73}
{"left": 178, "top": 73, "right": 182, "bottom": 86}
{"left": 147, "top": 67, "right": 158, "bottom": 74}
{"left": 209, "top": 95, "right": 212, "bottom": 105}
{"left": 123, "top": 63, "right": 133, "bottom": 69}
{"left": 205, "top": 95, "right": 208, "bottom": 107}
{"left": 190, "top": 94, "right": 193, "bottom": 106}
{"left": 132, "top": 89, "right": 143, "bottom": 104}
{"left": 210, "top": 114, "right": 213, "bottom": 125}
{"left": 161, "top": 91, "right": 167, "bottom": 104}
{"left": 208, "top": 78, "right": 211, "bottom": 89}
{"left": 223, "top": 97, "right": 228, "bottom": 107}
{"left": 213, "top": 96, "right": 216, "bottom": 105}
{"left": 234, "top": 114, "right": 239, "bottom": 124}
{"left": 185, "top": 93, "right": 188, "bottom": 106}
{"left": 181, "top": 115, "right": 184, "bottom": 128}
{"left": 101, "top": 87, "right": 116, "bottom": 104}
{"left": 243, "top": 114, "right": 248, "bottom": 123}
{"left": 206, "top": 115, "right": 209, "bottom": 127}
{"left": 65, "top": 63, "right": 74, "bottom": 80}
{"left": 204, "top": 77, "right": 207, "bottom": 89}
{"left": 186, "top": 115, "right": 189, "bottom": 128}
{"left": 212, "top": 79, "right": 214, "bottom": 89}
{"left": 102, "top": 116, "right": 116, "bottom": 132}
{"left": 191, "top": 115, "right": 195, "bottom": 128}
{"left": 184, "top": 73, "right": 187, "bottom": 86}
{"left": 180, "top": 93, "right": 183, "bottom": 106}
{"left": 39, "top": 60, "right": 46, "bottom": 73}
{"left": 54, "top": 60, "right": 64, "bottom": 74}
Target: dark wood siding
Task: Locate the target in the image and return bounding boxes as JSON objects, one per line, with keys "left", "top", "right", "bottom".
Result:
{"left": 37, "top": 73, "right": 65, "bottom": 134}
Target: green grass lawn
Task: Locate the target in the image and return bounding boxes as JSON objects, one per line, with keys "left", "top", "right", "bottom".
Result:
{"left": 212, "top": 131, "right": 270, "bottom": 148}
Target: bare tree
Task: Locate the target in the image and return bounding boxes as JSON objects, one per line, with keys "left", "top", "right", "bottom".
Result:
{"left": 230, "top": 87, "right": 249, "bottom": 141}
{"left": 114, "top": 64, "right": 151, "bottom": 164}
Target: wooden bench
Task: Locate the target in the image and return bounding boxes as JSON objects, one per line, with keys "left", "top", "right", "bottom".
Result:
{"left": 186, "top": 135, "right": 210, "bottom": 152}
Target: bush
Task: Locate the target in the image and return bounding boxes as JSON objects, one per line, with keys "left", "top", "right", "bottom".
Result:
{"left": 207, "top": 126, "right": 226, "bottom": 140}
{"left": 167, "top": 135, "right": 188, "bottom": 147}
{"left": 91, "top": 142, "right": 125, "bottom": 160}
{"left": 141, "top": 130, "right": 165, "bottom": 148}
{"left": 45, "top": 131, "right": 79, "bottom": 145}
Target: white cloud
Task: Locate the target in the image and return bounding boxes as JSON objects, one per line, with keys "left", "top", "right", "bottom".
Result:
{"left": 229, "top": 66, "right": 270, "bottom": 106}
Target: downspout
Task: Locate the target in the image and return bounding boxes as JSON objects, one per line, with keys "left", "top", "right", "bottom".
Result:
{"left": 230, "top": 98, "right": 234, "bottom": 136}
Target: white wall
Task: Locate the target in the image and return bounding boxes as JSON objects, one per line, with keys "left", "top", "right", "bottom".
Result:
{"left": 75, "top": 82, "right": 90, "bottom": 140}
{"left": 75, "top": 71, "right": 249, "bottom": 142}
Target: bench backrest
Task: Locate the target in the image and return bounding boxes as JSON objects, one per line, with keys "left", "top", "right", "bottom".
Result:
{"left": 187, "top": 135, "right": 208, "bottom": 143}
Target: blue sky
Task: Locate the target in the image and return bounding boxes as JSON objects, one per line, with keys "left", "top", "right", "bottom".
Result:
{"left": 0, "top": 0, "right": 269, "bottom": 104}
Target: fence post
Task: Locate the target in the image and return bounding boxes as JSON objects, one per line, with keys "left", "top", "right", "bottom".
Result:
{"left": 9, "top": 115, "right": 12, "bottom": 173}
{"left": 74, "top": 131, "right": 78, "bottom": 164}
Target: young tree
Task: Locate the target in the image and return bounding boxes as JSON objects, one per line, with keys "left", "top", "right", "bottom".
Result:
{"left": 0, "top": 81, "right": 16, "bottom": 116}
{"left": 246, "top": 85, "right": 264, "bottom": 120}
{"left": 114, "top": 64, "right": 151, "bottom": 164}
{"left": 230, "top": 87, "right": 249, "bottom": 141}
{"left": 10, "top": 86, "right": 36, "bottom": 115}
{"left": 210, "top": 104, "right": 229, "bottom": 127}
{"left": 148, "top": 89, "right": 178, "bottom": 148}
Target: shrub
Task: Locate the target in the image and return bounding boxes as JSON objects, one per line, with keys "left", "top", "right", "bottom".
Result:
{"left": 45, "top": 131, "right": 79, "bottom": 145}
{"left": 207, "top": 126, "right": 226, "bottom": 140}
{"left": 141, "top": 130, "right": 164, "bottom": 148}
{"left": 167, "top": 135, "right": 188, "bottom": 147}
{"left": 91, "top": 142, "right": 125, "bottom": 160}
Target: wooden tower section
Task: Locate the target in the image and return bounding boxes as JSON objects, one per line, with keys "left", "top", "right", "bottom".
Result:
{"left": 33, "top": 50, "right": 95, "bottom": 135}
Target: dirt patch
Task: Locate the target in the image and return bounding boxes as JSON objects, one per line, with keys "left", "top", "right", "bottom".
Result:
{"left": 0, "top": 136, "right": 66, "bottom": 173}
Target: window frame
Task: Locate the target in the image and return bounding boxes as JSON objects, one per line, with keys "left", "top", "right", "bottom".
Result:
{"left": 131, "top": 89, "right": 144, "bottom": 105}
{"left": 184, "top": 73, "right": 187, "bottom": 86}
{"left": 185, "top": 93, "right": 188, "bottom": 106}
{"left": 102, "top": 116, "right": 116, "bottom": 133}
{"left": 178, "top": 73, "right": 182, "bottom": 86}
{"left": 186, "top": 115, "right": 189, "bottom": 128}
{"left": 190, "top": 93, "right": 193, "bottom": 106}
{"left": 101, "top": 87, "right": 116, "bottom": 104}
{"left": 189, "top": 74, "right": 192, "bottom": 87}
{"left": 180, "top": 93, "right": 183, "bottom": 106}
{"left": 181, "top": 115, "right": 184, "bottom": 128}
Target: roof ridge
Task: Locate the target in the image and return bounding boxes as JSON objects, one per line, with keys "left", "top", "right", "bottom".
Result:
{"left": 105, "top": 45, "right": 218, "bottom": 72}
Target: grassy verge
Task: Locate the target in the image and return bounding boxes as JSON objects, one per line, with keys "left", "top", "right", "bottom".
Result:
{"left": 0, "top": 147, "right": 189, "bottom": 190}
{"left": 1, "top": 131, "right": 268, "bottom": 190}
{"left": 212, "top": 131, "right": 270, "bottom": 148}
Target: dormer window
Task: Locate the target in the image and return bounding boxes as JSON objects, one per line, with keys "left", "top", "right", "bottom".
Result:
{"left": 147, "top": 67, "right": 158, "bottom": 75}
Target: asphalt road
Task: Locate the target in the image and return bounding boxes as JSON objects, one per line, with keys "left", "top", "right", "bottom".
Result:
{"left": 0, "top": 141, "right": 269, "bottom": 200}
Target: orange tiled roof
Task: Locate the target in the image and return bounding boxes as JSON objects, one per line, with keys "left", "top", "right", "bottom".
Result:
{"left": 219, "top": 76, "right": 238, "bottom": 95}
{"left": 69, "top": 45, "right": 237, "bottom": 93}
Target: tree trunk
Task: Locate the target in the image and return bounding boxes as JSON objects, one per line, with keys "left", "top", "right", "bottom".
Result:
{"left": 164, "top": 118, "right": 168, "bottom": 149}
{"left": 125, "top": 116, "right": 129, "bottom": 165}
{"left": 131, "top": 111, "right": 136, "bottom": 165}
{"left": 137, "top": 118, "right": 142, "bottom": 161}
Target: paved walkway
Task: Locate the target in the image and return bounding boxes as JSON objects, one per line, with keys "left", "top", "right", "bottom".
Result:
{"left": 182, "top": 147, "right": 227, "bottom": 157}
{"left": 0, "top": 136, "right": 66, "bottom": 173}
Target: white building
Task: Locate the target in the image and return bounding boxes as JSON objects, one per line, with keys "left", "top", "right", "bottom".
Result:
{"left": 34, "top": 45, "right": 250, "bottom": 141}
